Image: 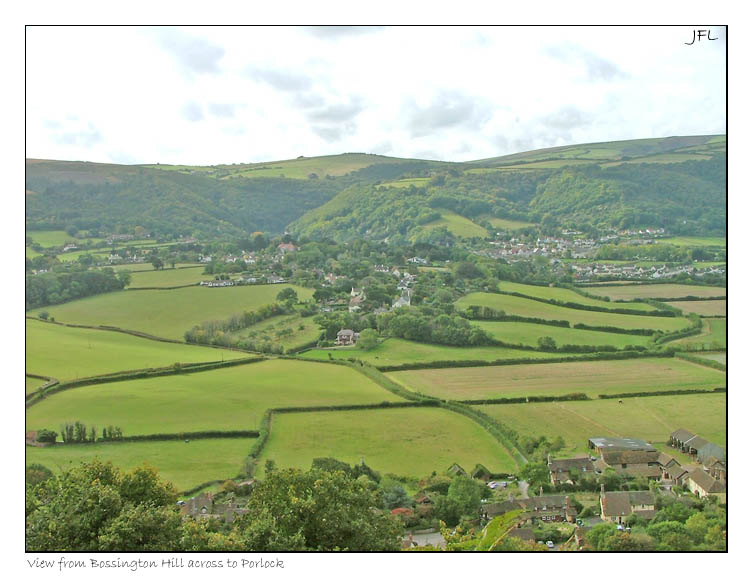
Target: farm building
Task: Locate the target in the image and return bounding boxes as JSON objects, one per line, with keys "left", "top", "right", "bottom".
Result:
{"left": 335, "top": 329, "right": 359, "bottom": 345}
{"left": 599, "top": 488, "right": 656, "bottom": 524}
{"left": 686, "top": 469, "right": 727, "bottom": 503}
{"left": 588, "top": 437, "right": 661, "bottom": 480}
{"left": 668, "top": 428, "right": 726, "bottom": 463}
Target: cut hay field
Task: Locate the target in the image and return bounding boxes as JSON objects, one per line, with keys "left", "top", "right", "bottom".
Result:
{"left": 26, "top": 360, "right": 401, "bottom": 436}
{"left": 675, "top": 318, "right": 727, "bottom": 349}
{"left": 389, "top": 358, "right": 724, "bottom": 401}
{"left": 259, "top": 407, "right": 518, "bottom": 477}
{"left": 582, "top": 284, "right": 726, "bottom": 301}
{"left": 230, "top": 314, "right": 321, "bottom": 352}
{"left": 496, "top": 281, "right": 659, "bottom": 312}
{"left": 671, "top": 300, "right": 726, "bottom": 317}
{"left": 470, "top": 320, "right": 652, "bottom": 349}
{"left": 480, "top": 393, "right": 726, "bottom": 458}
{"left": 25, "top": 318, "right": 252, "bottom": 382}
{"left": 126, "top": 266, "right": 209, "bottom": 288}
{"left": 26, "top": 438, "right": 252, "bottom": 492}
{"left": 456, "top": 292, "right": 691, "bottom": 332}
{"left": 28, "top": 284, "right": 314, "bottom": 340}
{"left": 298, "top": 338, "right": 580, "bottom": 368}
{"left": 419, "top": 209, "right": 487, "bottom": 239}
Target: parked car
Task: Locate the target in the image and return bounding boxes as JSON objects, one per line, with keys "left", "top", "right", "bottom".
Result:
{"left": 546, "top": 541, "right": 555, "bottom": 549}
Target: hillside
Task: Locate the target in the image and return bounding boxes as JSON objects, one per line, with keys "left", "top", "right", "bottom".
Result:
{"left": 26, "top": 135, "right": 726, "bottom": 240}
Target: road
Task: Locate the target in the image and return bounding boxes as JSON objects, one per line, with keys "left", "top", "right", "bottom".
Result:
{"left": 518, "top": 480, "right": 529, "bottom": 498}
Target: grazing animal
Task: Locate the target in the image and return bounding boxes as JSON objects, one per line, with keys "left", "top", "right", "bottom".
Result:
{"left": 618, "top": 400, "right": 623, "bottom": 404}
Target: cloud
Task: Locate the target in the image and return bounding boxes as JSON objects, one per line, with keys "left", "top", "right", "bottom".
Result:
{"left": 542, "top": 106, "right": 593, "bottom": 130}
{"left": 246, "top": 67, "right": 313, "bottom": 91}
{"left": 153, "top": 28, "right": 224, "bottom": 75}
{"left": 311, "top": 125, "right": 350, "bottom": 142}
{"left": 302, "top": 26, "right": 387, "bottom": 39}
{"left": 306, "top": 99, "right": 364, "bottom": 123}
{"left": 49, "top": 121, "right": 103, "bottom": 148}
{"left": 405, "top": 92, "right": 493, "bottom": 137}
{"left": 208, "top": 103, "right": 240, "bottom": 118}
{"left": 546, "top": 43, "right": 627, "bottom": 82}
{"left": 182, "top": 101, "right": 204, "bottom": 122}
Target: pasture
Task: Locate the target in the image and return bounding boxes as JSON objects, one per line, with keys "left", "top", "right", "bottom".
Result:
{"left": 470, "top": 320, "right": 652, "bottom": 349}
{"left": 456, "top": 292, "right": 692, "bottom": 332}
{"left": 671, "top": 300, "right": 726, "bottom": 317}
{"left": 298, "top": 338, "right": 578, "bottom": 368}
{"left": 28, "top": 284, "right": 314, "bottom": 340}
{"left": 25, "top": 359, "right": 401, "bottom": 436}
{"left": 25, "top": 318, "right": 251, "bottom": 382}
{"left": 496, "top": 281, "right": 659, "bottom": 312}
{"left": 655, "top": 237, "right": 727, "bottom": 247}
{"left": 479, "top": 393, "right": 726, "bottom": 458}
{"left": 259, "top": 406, "right": 518, "bottom": 477}
{"left": 691, "top": 352, "right": 727, "bottom": 365}
{"left": 485, "top": 217, "right": 534, "bottom": 230}
{"left": 231, "top": 314, "right": 321, "bottom": 353}
{"left": 583, "top": 284, "right": 727, "bottom": 301}
{"left": 389, "top": 358, "right": 725, "bottom": 401}
{"left": 419, "top": 209, "right": 487, "bottom": 239}
{"left": 126, "top": 266, "right": 208, "bottom": 288}
{"left": 675, "top": 318, "right": 727, "bottom": 349}
{"left": 26, "top": 438, "right": 252, "bottom": 492}
{"left": 27, "top": 230, "right": 78, "bottom": 247}
{"left": 26, "top": 376, "right": 47, "bottom": 395}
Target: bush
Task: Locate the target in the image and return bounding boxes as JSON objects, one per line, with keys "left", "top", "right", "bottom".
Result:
{"left": 36, "top": 429, "right": 57, "bottom": 443}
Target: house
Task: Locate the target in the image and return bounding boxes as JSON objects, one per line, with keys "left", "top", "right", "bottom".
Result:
{"left": 481, "top": 495, "right": 577, "bottom": 524}
{"left": 180, "top": 493, "right": 249, "bottom": 522}
{"left": 702, "top": 456, "right": 726, "bottom": 483}
{"left": 392, "top": 291, "right": 411, "bottom": 309}
{"left": 599, "top": 487, "right": 656, "bottom": 524}
{"left": 277, "top": 243, "right": 297, "bottom": 253}
{"left": 665, "top": 463, "right": 690, "bottom": 486}
{"left": 335, "top": 329, "right": 359, "bottom": 346}
{"left": 686, "top": 469, "right": 727, "bottom": 503}
{"left": 508, "top": 527, "right": 536, "bottom": 543}
{"left": 589, "top": 437, "right": 661, "bottom": 480}
{"left": 547, "top": 455, "right": 595, "bottom": 484}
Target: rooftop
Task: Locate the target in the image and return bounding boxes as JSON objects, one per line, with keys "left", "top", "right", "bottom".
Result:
{"left": 589, "top": 437, "right": 655, "bottom": 452}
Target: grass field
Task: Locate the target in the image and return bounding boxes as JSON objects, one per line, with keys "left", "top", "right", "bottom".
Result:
{"left": 655, "top": 237, "right": 727, "bottom": 247}
{"left": 231, "top": 314, "right": 321, "bottom": 352}
{"left": 259, "top": 407, "right": 518, "bottom": 477}
{"left": 26, "top": 376, "right": 47, "bottom": 395}
{"left": 485, "top": 217, "right": 534, "bottom": 230}
{"left": 671, "top": 300, "right": 726, "bottom": 317}
{"left": 674, "top": 318, "right": 727, "bottom": 349}
{"left": 26, "top": 438, "right": 252, "bottom": 492}
{"left": 479, "top": 393, "right": 726, "bottom": 458}
{"left": 26, "top": 360, "right": 401, "bottom": 436}
{"left": 419, "top": 209, "right": 487, "bottom": 239}
{"left": 126, "top": 266, "right": 209, "bottom": 288}
{"left": 298, "top": 338, "right": 580, "bottom": 367}
{"left": 470, "top": 320, "right": 652, "bottom": 349}
{"left": 27, "top": 230, "right": 78, "bottom": 247}
{"left": 389, "top": 358, "right": 724, "bottom": 401}
{"left": 107, "top": 262, "right": 201, "bottom": 272}
{"left": 456, "top": 293, "right": 692, "bottom": 332}
{"left": 25, "top": 318, "right": 252, "bottom": 382}
{"left": 496, "top": 281, "right": 659, "bottom": 312}
{"left": 691, "top": 352, "right": 727, "bottom": 365}
{"left": 26, "top": 246, "right": 42, "bottom": 258}
{"left": 583, "top": 284, "right": 727, "bottom": 301}
{"left": 28, "top": 284, "right": 314, "bottom": 340}
{"left": 381, "top": 177, "right": 431, "bottom": 188}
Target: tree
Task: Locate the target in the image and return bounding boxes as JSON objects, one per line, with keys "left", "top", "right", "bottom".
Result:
{"left": 519, "top": 462, "right": 549, "bottom": 486}
{"left": 232, "top": 468, "right": 402, "bottom": 551}
{"left": 537, "top": 336, "right": 557, "bottom": 351}
{"left": 276, "top": 287, "right": 298, "bottom": 304}
{"left": 264, "top": 459, "right": 277, "bottom": 475}
{"left": 117, "top": 270, "right": 132, "bottom": 287}
{"left": 150, "top": 257, "right": 164, "bottom": 270}
{"left": 357, "top": 328, "right": 379, "bottom": 350}
{"left": 447, "top": 476, "right": 482, "bottom": 515}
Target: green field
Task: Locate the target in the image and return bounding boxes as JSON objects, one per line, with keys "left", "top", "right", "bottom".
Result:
{"left": 675, "top": 318, "right": 727, "bottom": 349}
{"left": 231, "top": 314, "right": 321, "bottom": 352}
{"left": 107, "top": 262, "right": 201, "bottom": 272}
{"left": 259, "top": 407, "right": 518, "bottom": 477}
{"left": 381, "top": 177, "right": 431, "bottom": 188}
{"left": 419, "top": 209, "right": 487, "bottom": 239}
{"left": 26, "top": 246, "right": 42, "bottom": 259}
{"left": 389, "top": 358, "right": 724, "bottom": 401}
{"left": 671, "top": 300, "right": 726, "bottom": 317}
{"left": 28, "top": 284, "right": 314, "bottom": 340}
{"left": 26, "top": 376, "right": 48, "bottom": 395}
{"left": 26, "top": 360, "right": 401, "bottom": 436}
{"left": 691, "top": 352, "right": 727, "bottom": 365}
{"left": 126, "top": 266, "right": 209, "bottom": 288}
{"left": 298, "top": 338, "right": 579, "bottom": 368}
{"left": 484, "top": 217, "right": 534, "bottom": 230}
{"left": 456, "top": 292, "right": 692, "bottom": 332}
{"left": 583, "top": 284, "right": 727, "bottom": 301}
{"left": 470, "top": 320, "right": 652, "bottom": 349}
{"left": 26, "top": 438, "right": 252, "bottom": 492}
{"left": 480, "top": 393, "right": 726, "bottom": 458}
{"left": 25, "top": 318, "right": 252, "bottom": 382}
{"left": 496, "top": 281, "right": 659, "bottom": 312}
{"left": 656, "top": 237, "right": 727, "bottom": 247}
{"left": 27, "top": 230, "right": 78, "bottom": 247}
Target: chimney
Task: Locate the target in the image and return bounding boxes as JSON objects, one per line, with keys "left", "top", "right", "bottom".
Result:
{"left": 540, "top": 486, "right": 543, "bottom": 496}
{"left": 600, "top": 483, "right": 605, "bottom": 496}
{"left": 547, "top": 454, "right": 552, "bottom": 466}
{"left": 566, "top": 495, "right": 571, "bottom": 508}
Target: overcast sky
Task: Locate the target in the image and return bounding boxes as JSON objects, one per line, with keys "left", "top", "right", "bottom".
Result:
{"left": 25, "top": 25, "right": 726, "bottom": 165}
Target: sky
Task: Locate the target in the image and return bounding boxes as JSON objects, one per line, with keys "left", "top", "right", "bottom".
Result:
{"left": 26, "top": 25, "right": 726, "bottom": 165}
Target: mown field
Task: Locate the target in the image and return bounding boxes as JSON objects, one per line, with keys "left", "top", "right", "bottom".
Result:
{"left": 298, "top": 338, "right": 580, "bottom": 367}
{"left": 389, "top": 358, "right": 724, "bottom": 401}
{"left": 675, "top": 318, "right": 727, "bottom": 349}
{"left": 655, "top": 237, "right": 727, "bottom": 247}
{"left": 259, "top": 407, "right": 518, "bottom": 478}
{"left": 28, "top": 284, "right": 314, "bottom": 340}
{"left": 26, "top": 438, "right": 252, "bottom": 492}
{"left": 126, "top": 266, "right": 209, "bottom": 288}
{"left": 671, "top": 300, "right": 726, "bottom": 317}
{"left": 495, "top": 281, "right": 659, "bottom": 312}
{"left": 26, "top": 360, "right": 401, "bottom": 436}
{"left": 479, "top": 393, "right": 726, "bottom": 458}
{"left": 456, "top": 292, "right": 692, "bottom": 332}
{"left": 582, "top": 284, "right": 727, "bottom": 301}
{"left": 230, "top": 314, "right": 321, "bottom": 352}
{"left": 470, "top": 320, "right": 652, "bottom": 349}
{"left": 419, "top": 209, "right": 487, "bottom": 239}
{"left": 25, "top": 318, "right": 252, "bottom": 382}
